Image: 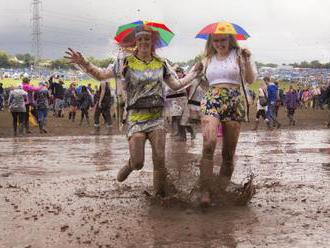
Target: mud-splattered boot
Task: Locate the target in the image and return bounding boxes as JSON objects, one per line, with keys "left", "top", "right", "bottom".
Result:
{"left": 252, "top": 120, "right": 259, "bottom": 131}
{"left": 219, "top": 159, "right": 234, "bottom": 189}
{"left": 106, "top": 125, "right": 111, "bottom": 135}
{"left": 92, "top": 125, "right": 100, "bottom": 135}
{"left": 199, "top": 158, "right": 213, "bottom": 207}
{"left": 117, "top": 160, "right": 133, "bottom": 182}
{"left": 187, "top": 126, "right": 196, "bottom": 140}
{"left": 266, "top": 121, "right": 273, "bottom": 131}
{"left": 19, "top": 124, "right": 24, "bottom": 135}
{"left": 38, "top": 122, "right": 43, "bottom": 134}
{"left": 153, "top": 168, "right": 167, "bottom": 197}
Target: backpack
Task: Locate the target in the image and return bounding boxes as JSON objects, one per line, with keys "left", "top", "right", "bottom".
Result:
{"left": 259, "top": 89, "right": 268, "bottom": 107}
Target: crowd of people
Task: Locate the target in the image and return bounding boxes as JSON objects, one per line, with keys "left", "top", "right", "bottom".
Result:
{"left": 252, "top": 77, "right": 330, "bottom": 130}
{"left": 2, "top": 73, "right": 329, "bottom": 138}
{"left": 1, "top": 75, "right": 114, "bottom": 136}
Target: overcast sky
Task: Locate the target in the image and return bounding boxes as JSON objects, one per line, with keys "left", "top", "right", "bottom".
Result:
{"left": 1, "top": 0, "right": 330, "bottom": 64}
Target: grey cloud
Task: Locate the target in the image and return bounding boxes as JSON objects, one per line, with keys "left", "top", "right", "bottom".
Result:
{"left": 0, "top": 0, "right": 329, "bottom": 63}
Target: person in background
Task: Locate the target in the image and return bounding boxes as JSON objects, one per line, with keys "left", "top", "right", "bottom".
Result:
{"left": 0, "top": 83, "right": 4, "bottom": 111}
{"left": 8, "top": 85, "right": 27, "bottom": 136}
{"left": 174, "top": 67, "right": 196, "bottom": 141}
{"left": 93, "top": 81, "right": 112, "bottom": 134}
{"left": 165, "top": 83, "right": 185, "bottom": 136}
{"left": 87, "top": 83, "right": 95, "bottom": 105}
{"left": 302, "top": 87, "right": 311, "bottom": 110}
{"left": 252, "top": 80, "right": 269, "bottom": 130}
{"left": 278, "top": 85, "right": 285, "bottom": 106}
{"left": 77, "top": 85, "right": 92, "bottom": 126}
{"left": 274, "top": 81, "right": 282, "bottom": 118}
{"left": 312, "top": 86, "right": 321, "bottom": 109}
{"left": 319, "top": 85, "right": 327, "bottom": 110}
{"left": 323, "top": 83, "right": 330, "bottom": 128}
{"left": 34, "top": 82, "right": 49, "bottom": 133}
{"left": 285, "top": 85, "right": 299, "bottom": 126}
{"left": 87, "top": 83, "right": 94, "bottom": 94}
{"left": 66, "top": 82, "right": 78, "bottom": 122}
{"left": 49, "top": 75, "right": 66, "bottom": 118}
{"left": 21, "top": 77, "right": 42, "bottom": 133}
{"left": 265, "top": 76, "right": 281, "bottom": 129}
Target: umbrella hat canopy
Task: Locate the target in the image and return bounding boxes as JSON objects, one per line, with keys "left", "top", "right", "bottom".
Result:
{"left": 114, "top": 20, "right": 175, "bottom": 48}
{"left": 196, "top": 21, "right": 250, "bottom": 40}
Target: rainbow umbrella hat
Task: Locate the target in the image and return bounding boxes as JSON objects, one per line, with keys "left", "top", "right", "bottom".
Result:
{"left": 114, "top": 20, "right": 175, "bottom": 48}
{"left": 196, "top": 21, "right": 250, "bottom": 40}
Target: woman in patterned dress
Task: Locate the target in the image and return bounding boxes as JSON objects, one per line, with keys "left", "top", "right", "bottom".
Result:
{"left": 65, "top": 26, "right": 202, "bottom": 196}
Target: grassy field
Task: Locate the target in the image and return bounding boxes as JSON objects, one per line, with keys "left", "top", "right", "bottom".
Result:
{"left": 0, "top": 78, "right": 116, "bottom": 90}
{"left": 0, "top": 104, "right": 328, "bottom": 138}
{"left": 1, "top": 77, "right": 296, "bottom": 94}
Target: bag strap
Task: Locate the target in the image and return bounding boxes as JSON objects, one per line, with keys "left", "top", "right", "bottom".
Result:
{"left": 236, "top": 48, "right": 250, "bottom": 122}
{"left": 262, "top": 88, "right": 265, "bottom": 96}
{"left": 262, "top": 88, "right": 268, "bottom": 99}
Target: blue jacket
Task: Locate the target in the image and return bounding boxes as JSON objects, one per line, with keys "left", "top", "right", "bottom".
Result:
{"left": 267, "top": 83, "right": 278, "bottom": 103}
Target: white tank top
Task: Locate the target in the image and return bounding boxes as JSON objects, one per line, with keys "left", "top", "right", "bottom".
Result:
{"left": 205, "top": 50, "right": 240, "bottom": 86}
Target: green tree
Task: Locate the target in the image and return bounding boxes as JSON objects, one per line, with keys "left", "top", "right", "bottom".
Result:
{"left": 310, "top": 60, "right": 321, "bottom": 69}
{"left": 98, "top": 58, "right": 114, "bottom": 68}
{"left": 255, "top": 61, "right": 277, "bottom": 68}
{"left": 300, "top": 61, "right": 309, "bottom": 68}
{"left": 50, "top": 58, "right": 74, "bottom": 70}
{"left": 0, "top": 51, "right": 11, "bottom": 68}
{"left": 15, "top": 53, "right": 35, "bottom": 67}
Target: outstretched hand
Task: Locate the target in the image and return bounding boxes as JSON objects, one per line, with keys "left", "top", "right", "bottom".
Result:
{"left": 193, "top": 62, "right": 203, "bottom": 74}
{"left": 64, "top": 48, "right": 86, "bottom": 66}
{"left": 241, "top": 48, "right": 252, "bottom": 61}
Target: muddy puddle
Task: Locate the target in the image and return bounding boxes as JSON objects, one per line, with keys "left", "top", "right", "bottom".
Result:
{"left": 0, "top": 129, "right": 329, "bottom": 247}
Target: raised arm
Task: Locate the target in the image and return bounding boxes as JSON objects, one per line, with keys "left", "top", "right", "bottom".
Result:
{"left": 163, "top": 62, "right": 203, "bottom": 91}
{"left": 64, "top": 48, "right": 114, "bottom": 81}
{"left": 239, "top": 48, "right": 257, "bottom": 84}
{"left": 23, "top": 84, "right": 42, "bottom": 92}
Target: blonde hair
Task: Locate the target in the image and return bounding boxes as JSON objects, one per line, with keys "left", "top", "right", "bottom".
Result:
{"left": 203, "top": 34, "right": 239, "bottom": 59}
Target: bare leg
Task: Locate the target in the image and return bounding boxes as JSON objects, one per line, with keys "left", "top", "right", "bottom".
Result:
{"left": 186, "top": 125, "right": 196, "bottom": 140}
{"left": 148, "top": 128, "right": 167, "bottom": 196}
{"left": 219, "top": 121, "right": 241, "bottom": 186}
{"left": 252, "top": 119, "right": 259, "bottom": 130}
{"left": 200, "top": 115, "right": 219, "bottom": 206}
{"left": 117, "top": 132, "right": 147, "bottom": 182}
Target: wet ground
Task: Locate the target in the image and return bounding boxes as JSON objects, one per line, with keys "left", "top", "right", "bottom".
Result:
{"left": 0, "top": 129, "right": 330, "bottom": 247}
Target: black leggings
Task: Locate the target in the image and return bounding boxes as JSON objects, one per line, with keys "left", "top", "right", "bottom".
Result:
{"left": 24, "top": 105, "right": 30, "bottom": 130}
{"left": 81, "top": 109, "right": 89, "bottom": 121}
{"left": 94, "top": 107, "right": 111, "bottom": 126}
{"left": 11, "top": 112, "right": 25, "bottom": 133}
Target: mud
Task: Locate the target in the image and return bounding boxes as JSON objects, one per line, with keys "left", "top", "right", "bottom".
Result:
{"left": 0, "top": 129, "right": 330, "bottom": 247}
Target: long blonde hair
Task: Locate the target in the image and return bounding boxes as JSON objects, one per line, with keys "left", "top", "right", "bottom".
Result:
{"left": 203, "top": 34, "right": 239, "bottom": 59}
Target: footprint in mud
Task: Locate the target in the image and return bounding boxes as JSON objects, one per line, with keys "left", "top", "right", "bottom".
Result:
{"left": 0, "top": 172, "right": 12, "bottom": 177}
{"left": 322, "top": 163, "right": 330, "bottom": 171}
